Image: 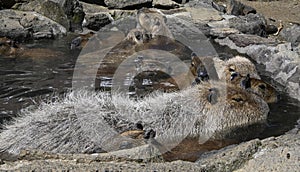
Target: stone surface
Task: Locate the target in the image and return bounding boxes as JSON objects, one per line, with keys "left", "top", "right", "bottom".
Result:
{"left": 280, "top": 24, "right": 300, "bottom": 47}
{"left": 81, "top": 1, "right": 109, "bottom": 13}
{"left": 227, "top": 0, "right": 256, "bottom": 16}
{"left": 228, "top": 13, "right": 267, "bottom": 37}
{"left": 153, "top": 0, "right": 180, "bottom": 8}
{"left": 0, "top": 9, "right": 67, "bottom": 41}
{"left": 104, "top": 0, "right": 152, "bottom": 9}
{"left": 0, "top": 129, "right": 298, "bottom": 171}
{"left": 13, "top": 0, "right": 85, "bottom": 32}
{"left": 84, "top": 12, "right": 113, "bottom": 31}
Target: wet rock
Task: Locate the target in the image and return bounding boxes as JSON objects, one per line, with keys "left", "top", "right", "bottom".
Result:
{"left": 84, "top": 12, "right": 113, "bottom": 31}
{"left": 228, "top": 13, "right": 267, "bottom": 37}
{"left": 104, "top": 0, "right": 152, "bottom": 9}
{"left": 227, "top": 0, "right": 256, "bottom": 16}
{"left": 14, "top": 0, "right": 85, "bottom": 32}
{"left": 153, "top": 0, "right": 180, "bottom": 9}
{"left": 280, "top": 24, "right": 300, "bottom": 47}
{"left": 0, "top": 0, "right": 16, "bottom": 9}
{"left": 0, "top": 9, "right": 67, "bottom": 41}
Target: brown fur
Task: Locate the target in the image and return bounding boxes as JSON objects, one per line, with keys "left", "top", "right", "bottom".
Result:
{"left": 229, "top": 73, "right": 278, "bottom": 103}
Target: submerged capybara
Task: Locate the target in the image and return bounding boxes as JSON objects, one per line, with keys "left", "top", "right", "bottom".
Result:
{"left": 0, "top": 79, "right": 269, "bottom": 158}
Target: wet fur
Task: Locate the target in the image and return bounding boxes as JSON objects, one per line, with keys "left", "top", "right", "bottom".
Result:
{"left": 0, "top": 81, "right": 269, "bottom": 156}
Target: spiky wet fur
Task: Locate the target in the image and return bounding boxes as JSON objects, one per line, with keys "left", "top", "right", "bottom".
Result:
{"left": 0, "top": 81, "right": 269, "bottom": 155}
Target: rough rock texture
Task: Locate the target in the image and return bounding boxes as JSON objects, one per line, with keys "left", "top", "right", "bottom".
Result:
{"left": 280, "top": 24, "right": 300, "bottom": 47}
{"left": 104, "top": 0, "right": 152, "bottom": 9}
{"left": 0, "top": 129, "right": 299, "bottom": 171}
{"left": 13, "top": 0, "right": 85, "bottom": 32}
{"left": 227, "top": 0, "right": 256, "bottom": 16}
{"left": 153, "top": 0, "right": 180, "bottom": 8}
{"left": 81, "top": 1, "right": 109, "bottom": 13}
{"left": 216, "top": 34, "right": 300, "bottom": 101}
{"left": 228, "top": 13, "right": 267, "bottom": 37}
{"left": 0, "top": 9, "right": 67, "bottom": 40}
{"left": 84, "top": 12, "right": 112, "bottom": 31}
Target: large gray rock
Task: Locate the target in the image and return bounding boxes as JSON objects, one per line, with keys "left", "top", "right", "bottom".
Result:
{"left": 227, "top": 0, "right": 256, "bottom": 16}
{"left": 280, "top": 24, "right": 300, "bottom": 47}
{"left": 0, "top": 129, "right": 299, "bottom": 171}
{"left": 0, "top": 9, "right": 67, "bottom": 40}
{"left": 216, "top": 34, "right": 300, "bottom": 101}
{"left": 153, "top": 0, "right": 180, "bottom": 8}
{"left": 228, "top": 13, "right": 267, "bottom": 37}
{"left": 104, "top": 0, "right": 152, "bottom": 9}
{"left": 84, "top": 12, "right": 113, "bottom": 31}
{"left": 13, "top": 0, "right": 85, "bottom": 32}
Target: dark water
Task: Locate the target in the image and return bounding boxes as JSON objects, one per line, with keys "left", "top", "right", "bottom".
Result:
{"left": 0, "top": 38, "right": 80, "bottom": 125}
{"left": 0, "top": 38, "right": 299, "bottom": 142}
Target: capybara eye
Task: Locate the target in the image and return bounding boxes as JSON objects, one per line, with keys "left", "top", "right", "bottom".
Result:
{"left": 259, "top": 84, "right": 266, "bottom": 90}
{"left": 232, "top": 97, "right": 244, "bottom": 103}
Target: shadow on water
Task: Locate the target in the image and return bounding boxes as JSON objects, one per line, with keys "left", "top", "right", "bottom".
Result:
{"left": 0, "top": 38, "right": 80, "bottom": 126}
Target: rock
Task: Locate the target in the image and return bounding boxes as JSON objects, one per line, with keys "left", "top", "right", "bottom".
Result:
{"left": 79, "top": 0, "right": 106, "bottom": 6}
{"left": 81, "top": 1, "right": 109, "bottom": 13}
{"left": 209, "top": 27, "right": 240, "bottom": 38}
{"left": 186, "top": 7, "right": 223, "bottom": 22}
{"left": 104, "top": 0, "right": 152, "bottom": 9}
{"left": 84, "top": 12, "right": 113, "bottom": 31}
{"left": 0, "top": 9, "right": 67, "bottom": 41}
{"left": 0, "top": 0, "right": 16, "bottom": 9}
{"left": 13, "top": 0, "right": 85, "bottom": 32}
{"left": 236, "top": 132, "right": 300, "bottom": 172}
{"left": 280, "top": 24, "right": 300, "bottom": 47}
{"left": 0, "top": 131, "right": 298, "bottom": 171}
{"left": 153, "top": 0, "right": 180, "bottom": 9}
{"left": 228, "top": 13, "right": 267, "bottom": 37}
{"left": 109, "top": 9, "right": 136, "bottom": 21}
{"left": 227, "top": 34, "right": 277, "bottom": 47}
{"left": 227, "top": 0, "right": 256, "bottom": 16}
{"left": 196, "top": 140, "right": 261, "bottom": 172}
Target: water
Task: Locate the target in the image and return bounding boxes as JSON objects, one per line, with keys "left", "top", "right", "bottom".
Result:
{"left": 0, "top": 38, "right": 80, "bottom": 125}
{"left": 0, "top": 37, "right": 299, "bottom": 159}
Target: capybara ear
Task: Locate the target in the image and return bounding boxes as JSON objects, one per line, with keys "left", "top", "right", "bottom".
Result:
{"left": 207, "top": 88, "right": 219, "bottom": 104}
{"left": 241, "top": 74, "right": 251, "bottom": 89}
{"left": 191, "top": 52, "right": 197, "bottom": 60}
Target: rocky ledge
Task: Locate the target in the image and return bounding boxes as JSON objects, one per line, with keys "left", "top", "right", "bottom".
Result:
{"left": 0, "top": 127, "right": 299, "bottom": 171}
